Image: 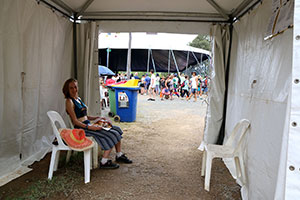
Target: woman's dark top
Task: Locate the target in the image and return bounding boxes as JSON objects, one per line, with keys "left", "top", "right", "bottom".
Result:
{"left": 71, "top": 97, "right": 87, "bottom": 118}
{"left": 71, "top": 97, "right": 123, "bottom": 150}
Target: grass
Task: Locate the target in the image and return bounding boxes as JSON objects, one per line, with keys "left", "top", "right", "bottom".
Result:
{"left": 5, "top": 153, "right": 84, "bottom": 200}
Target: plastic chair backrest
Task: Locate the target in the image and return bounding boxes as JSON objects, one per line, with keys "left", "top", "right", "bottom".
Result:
{"left": 224, "top": 119, "right": 250, "bottom": 152}
{"left": 47, "top": 111, "right": 68, "bottom": 148}
{"left": 67, "top": 115, "right": 75, "bottom": 129}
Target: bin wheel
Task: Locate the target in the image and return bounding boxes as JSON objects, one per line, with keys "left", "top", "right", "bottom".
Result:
{"left": 108, "top": 112, "right": 114, "bottom": 117}
{"left": 113, "top": 115, "right": 120, "bottom": 122}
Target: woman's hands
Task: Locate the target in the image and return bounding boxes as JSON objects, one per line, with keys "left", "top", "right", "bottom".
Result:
{"left": 94, "top": 117, "right": 112, "bottom": 126}
{"left": 87, "top": 125, "right": 102, "bottom": 131}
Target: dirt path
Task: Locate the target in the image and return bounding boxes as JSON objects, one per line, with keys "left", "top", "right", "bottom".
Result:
{"left": 0, "top": 94, "right": 241, "bottom": 200}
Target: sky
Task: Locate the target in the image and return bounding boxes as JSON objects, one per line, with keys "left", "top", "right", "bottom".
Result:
{"left": 98, "top": 32, "right": 198, "bottom": 51}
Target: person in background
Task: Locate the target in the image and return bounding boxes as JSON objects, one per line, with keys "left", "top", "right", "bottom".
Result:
{"left": 155, "top": 73, "right": 160, "bottom": 95}
{"left": 123, "top": 73, "right": 127, "bottom": 80}
{"left": 187, "top": 72, "right": 198, "bottom": 102}
{"left": 100, "top": 79, "right": 109, "bottom": 109}
{"left": 144, "top": 73, "right": 151, "bottom": 95}
{"left": 197, "top": 75, "right": 202, "bottom": 99}
{"left": 172, "top": 74, "right": 180, "bottom": 98}
{"left": 148, "top": 69, "right": 156, "bottom": 101}
{"left": 140, "top": 75, "right": 146, "bottom": 95}
{"left": 159, "top": 76, "right": 166, "bottom": 100}
{"left": 134, "top": 72, "right": 140, "bottom": 80}
{"left": 181, "top": 75, "right": 190, "bottom": 100}
{"left": 116, "top": 73, "right": 121, "bottom": 82}
{"left": 202, "top": 75, "right": 208, "bottom": 96}
{"left": 173, "top": 74, "right": 178, "bottom": 91}
{"left": 112, "top": 75, "right": 118, "bottom": 82}
{"left": 165, "top": 75, "right": 174, "bottom": 100}
{"left": 179, "top": 73, "right": 185, "bottom": 97}
{"left": 105, "top": 75, "right": 116, "bottom": 85}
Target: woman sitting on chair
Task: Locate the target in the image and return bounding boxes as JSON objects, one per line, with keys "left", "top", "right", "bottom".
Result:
{"left": 62, "top": 78, "right": 132, "bottom": 169}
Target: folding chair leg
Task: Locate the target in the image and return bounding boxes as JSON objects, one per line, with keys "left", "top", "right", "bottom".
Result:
{"left": 92, "top": 145, "right": 98, "bottom": 169}
{"left": 201, "top": 150, "right": 206, "bottom": 177}
{"left": 204, "top": 153, "right": 213, "bottom": 191}
{"left": 54, "top": 150, "right": 60, "bottom": 171}
{"left": 48, "top": 148, "right": 58, "bottom": 180}
{"left": 66, "top": 150, "right": 72, "bottom": 164}
{"left": 234, "top": 157, "right": 241, "bottom": 178}
{"left": 84, "top": 149, "right": 91, "bottom": 184}
{"left": 238, "top": 155, "right": 247, "bottom": 184}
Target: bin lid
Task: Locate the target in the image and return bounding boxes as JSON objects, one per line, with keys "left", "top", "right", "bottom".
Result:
{"left": 112, "top": 86, "right": 140, "bottom": 90}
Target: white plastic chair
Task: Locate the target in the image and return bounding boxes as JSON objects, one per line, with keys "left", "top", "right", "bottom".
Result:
{"left": 47, "top": 111, "right": 94, "bottom": 184}
{"left": 201, "top": 119, "right": 250, "bottom": 191}
{"left": 100, "top": 85, "right": 109, "bottom": 108}
{"left": 67, "top": 116, "right": 100, "bottom": 169}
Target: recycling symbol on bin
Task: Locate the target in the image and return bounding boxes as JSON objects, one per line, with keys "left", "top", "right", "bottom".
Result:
{"left": 118, "top": 92, "right": 129, "bottom": 108}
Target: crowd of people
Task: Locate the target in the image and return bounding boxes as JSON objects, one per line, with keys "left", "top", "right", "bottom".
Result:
{"left": 99, "top": 70, "right": 209, "bottom": 105}
{"left": 136, "top": 70, "right": 209, "bottom": 102}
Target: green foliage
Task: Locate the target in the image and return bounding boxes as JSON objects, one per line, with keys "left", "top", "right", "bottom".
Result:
{"left": 188, "top": 35, "right": 212, "bottom": 51}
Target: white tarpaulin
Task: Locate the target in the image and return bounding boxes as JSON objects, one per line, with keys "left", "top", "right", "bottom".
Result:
{"left": 202, "top": 24, "right": 230, "bottom": 147}
{"left": 223, "top": 0, "right": 292, "bottom": 199}
{"left": 76, "top": 22, "right": 101, "bottom": 116}
{"left": 279, "top": 0, "right": 300, "bottom": 199}
{"left": 0, "top": 0, "right": 73, "bottom": 180}
{"left": 1, "top": 0, "right": 300, "bottom": 199}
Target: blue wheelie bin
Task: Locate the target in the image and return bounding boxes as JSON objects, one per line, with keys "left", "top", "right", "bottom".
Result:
{"left": 112, "top": 86, "right": 139, "bottom": 122}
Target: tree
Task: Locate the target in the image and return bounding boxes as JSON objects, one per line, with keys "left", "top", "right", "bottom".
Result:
{"left": 188, "top": 35, "right": 211, "bottom": 51}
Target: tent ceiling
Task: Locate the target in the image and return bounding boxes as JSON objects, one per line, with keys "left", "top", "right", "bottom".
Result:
{"left": 42, "top": 0, "right": 260, "bottom": 22}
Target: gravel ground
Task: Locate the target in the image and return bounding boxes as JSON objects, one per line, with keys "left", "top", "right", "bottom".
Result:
{"left": 0, "top": 94, "right": 241, "bottom": 200}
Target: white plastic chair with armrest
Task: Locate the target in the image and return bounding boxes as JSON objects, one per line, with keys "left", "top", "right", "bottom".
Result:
{"left": 47, "top": 111, "right": 93, "bottom": 183}
{"left": 201, "top": 119, "right": 250, "bottom": 191}
{"left": 67, "top": 116, "right": 99, "bottom": 169}
{"left": 100, "top": 85, "right": 109, "bottom": 108}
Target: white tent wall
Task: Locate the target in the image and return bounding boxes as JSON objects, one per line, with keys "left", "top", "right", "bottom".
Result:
{"left": 282, "top": 0, "right": 300, "bottom": 198}
{"left": 202, "top": 25, "right": 230, "bottom": 146}
{"left": 224, "top": 0, "right": 293, "bottom": 199}
{"left": 76, "top": 22, "right": 101, "bottom": 116}
{"left": 0, "top": 0, "right": 73, "bottom": 179}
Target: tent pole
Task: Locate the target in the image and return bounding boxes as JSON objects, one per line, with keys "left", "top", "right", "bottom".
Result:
{"left": 191, "top": 51, "right": 201, "bottom": 69}
{"left": 39, "top": 0, "right": 73, "bottom": 19}
{"left": 217, "top": 22, "right": 234, "bottom": 145}
{"left": 185, "top": 51, "right": 190, "bottom": 73}
{"left": 147, "top": 49, "right": 150, "bottom": 73}
{"left": 171, "top": 50, "right": 180, "bottom": 75}
{"left": 168, "top": 50, "right": 171, "bottom": 75}
{"left": 73, "top": 16, "right": 78, "bottom": 79}
{"left": 200, "top": 53, "right": 203, "bottom": 75}
{"left": 126, "top": 32, "right": 132, "bottom": 80}
{"left": 150, "top": 50, "right": 156, "bottom": 73}
{"left": 106, "top": 48, "right": 110, "bottom": 68}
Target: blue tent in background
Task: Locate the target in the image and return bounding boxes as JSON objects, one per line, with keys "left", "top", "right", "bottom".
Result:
{"left": 98, "top": 65, "right": 115, "bottom": 76}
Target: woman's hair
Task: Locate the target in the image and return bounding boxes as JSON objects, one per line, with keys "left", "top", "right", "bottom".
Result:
{"left": 62, "top": 78, "right": 77, "bottom": 99}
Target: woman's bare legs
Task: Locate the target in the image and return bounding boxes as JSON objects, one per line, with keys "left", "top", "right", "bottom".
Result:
{"left": 102, "top": 149, "right": 112, "bottom": 158}
{"left": 115, "top": 141, "right": 121, "bottom": 153}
